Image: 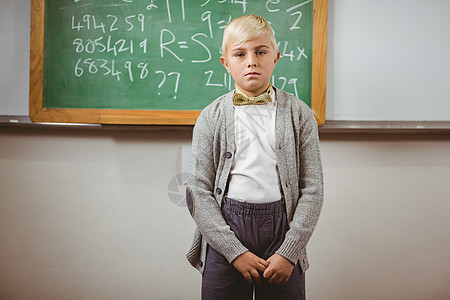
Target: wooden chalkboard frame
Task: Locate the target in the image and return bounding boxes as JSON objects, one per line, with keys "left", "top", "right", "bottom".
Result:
{"left": 30, "top": 0, "right": 327, "bottom": 125}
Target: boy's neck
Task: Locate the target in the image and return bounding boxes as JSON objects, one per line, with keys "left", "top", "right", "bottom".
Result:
{"left": 235, "top": 85, "right": 272, "bottom": 98}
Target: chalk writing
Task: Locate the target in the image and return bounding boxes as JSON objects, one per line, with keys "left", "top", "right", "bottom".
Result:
{"left": 72, "top": 14, "right": 146, "bottom": 33}
{"left": 61, "top": 0, "right": 313, "bottom": 107}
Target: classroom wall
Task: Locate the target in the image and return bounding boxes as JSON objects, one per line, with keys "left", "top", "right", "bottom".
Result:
{"left": 1, "top": 1, "right": 450, "bottom": 299}
{"left": 0, "top": 0, "right": 29, "bottom": 115}
{"left": 1, "top": 129, "right": 449, "bottom": 300}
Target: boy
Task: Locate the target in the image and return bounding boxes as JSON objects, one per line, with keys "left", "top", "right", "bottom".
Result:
{"left": 186, "top": 15, "right": 323, "bottom": 300}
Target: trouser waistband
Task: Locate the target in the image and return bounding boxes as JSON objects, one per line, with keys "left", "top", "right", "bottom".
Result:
{"left": 222, "top": 197, "right": 285, "bottom": 216}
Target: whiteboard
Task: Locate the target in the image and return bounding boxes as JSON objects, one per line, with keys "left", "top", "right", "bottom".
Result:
{"left": 326, "top": 0, "right": 450, "bottom": 121}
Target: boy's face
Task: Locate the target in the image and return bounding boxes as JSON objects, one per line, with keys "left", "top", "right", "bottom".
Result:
{"left": 221, "top": 34, "right": 280, "bottom": 97}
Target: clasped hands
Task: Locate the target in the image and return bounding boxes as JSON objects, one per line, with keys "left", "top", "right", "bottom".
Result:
{"left": 232, "top": 251, "right": 294, "bottom": 285}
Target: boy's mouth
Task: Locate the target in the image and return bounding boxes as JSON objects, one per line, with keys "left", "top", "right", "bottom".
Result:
{"left": 245, "top": 72, "right": 260, "bottom": 76}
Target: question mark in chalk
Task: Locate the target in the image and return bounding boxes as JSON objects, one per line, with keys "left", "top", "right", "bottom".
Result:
{"left": 155, "top": 70, "right": 166, "bottom": 96}
{"left": 168, "top": 72, "right": 180, "bottom": 100}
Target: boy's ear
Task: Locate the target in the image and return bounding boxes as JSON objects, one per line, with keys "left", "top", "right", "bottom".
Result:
{"left": 273, "top": 51, "right": 281, "bottom": 67}
{"left": 220, "top": 56, "right": 231, "bottom": 73}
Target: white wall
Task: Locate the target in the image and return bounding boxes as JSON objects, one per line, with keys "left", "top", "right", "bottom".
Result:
{"left": 1, "top": 0, "right": 450, "bottom": 299}
{"left": 0, "top": 0, "right": 29, "bottom": 115}
{"left": 312, "top": 135, "right": 450, "bottom": 299}
{"left": 0, "top": 129, "right": 201, "bottom": 299}
{"left": 1, "top": 130, "right": 449, "bottom": 299}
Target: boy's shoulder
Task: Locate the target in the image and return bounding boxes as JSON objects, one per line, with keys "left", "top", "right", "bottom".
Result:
{"left": 277, "top": 88, "right": 309, "bottom": 108}
{"left": 204, "top": 90, "right": 234, "bottom": 110}
{"left": 197, "top": 90, "right": 234, "bottom": 121}
{"left": 196, "top": 88, "right": 314, "bottom": 124}
{"left": 277, "top": 88, "right": 314, "bottom": 115}
{"left": 276, "top": 88, "right": 317, "bottom": 125}
{"left": 201, "top": 88, "right": 307, "bottom": 109}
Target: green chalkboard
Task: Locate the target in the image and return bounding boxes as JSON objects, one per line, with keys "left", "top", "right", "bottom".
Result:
{"left": 30, "top": 0, "right": 327, "bottom": 125}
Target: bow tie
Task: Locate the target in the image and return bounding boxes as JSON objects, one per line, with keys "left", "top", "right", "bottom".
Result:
{"left": 232, "top": 86, "right": 273, "bottom": 106}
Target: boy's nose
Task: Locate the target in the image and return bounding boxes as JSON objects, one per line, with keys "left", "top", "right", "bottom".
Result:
{"left": 247, "top": 54, "right": 257, "bottom": 68}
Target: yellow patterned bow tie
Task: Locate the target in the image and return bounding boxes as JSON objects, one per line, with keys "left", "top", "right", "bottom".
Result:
{"left": 232, "top": 86, "right": 273, "bottom": 106}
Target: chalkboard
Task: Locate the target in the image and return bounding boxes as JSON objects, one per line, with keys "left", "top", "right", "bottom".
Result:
{"left": 30, "top": 0, "right": 327, "bottom": 125}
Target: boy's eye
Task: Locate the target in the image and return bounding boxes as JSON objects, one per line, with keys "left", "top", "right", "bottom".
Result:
{"left": 256, "top": 51, "right": 266, "bottom": 55}
{"left": 235, "top": 53, "right": 244, "bottom": 57}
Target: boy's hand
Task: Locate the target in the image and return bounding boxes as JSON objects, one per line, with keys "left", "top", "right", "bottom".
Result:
{"left": 263, "top": 254, "right": 294, "bottom": 285}
{"left": 232, "top": 251, "right": 269, "bottom": 284}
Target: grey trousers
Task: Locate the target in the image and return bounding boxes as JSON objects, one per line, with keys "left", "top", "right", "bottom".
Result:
{"left": 202, "top": 197, "right": 306, "bottom": 300}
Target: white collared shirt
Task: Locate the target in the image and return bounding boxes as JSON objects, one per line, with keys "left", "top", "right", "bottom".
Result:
{"left": 227, "top": 88, "right": 282, "bottom": 203}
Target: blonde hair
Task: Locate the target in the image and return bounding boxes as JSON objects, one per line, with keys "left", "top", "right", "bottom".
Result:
{"left": 222, "top": 15, "right": 278, "bottom": 57}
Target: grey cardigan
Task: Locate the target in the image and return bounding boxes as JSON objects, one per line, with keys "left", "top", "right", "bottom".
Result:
{"left": 186, "top": 88, "right": 323, "bottom": 274}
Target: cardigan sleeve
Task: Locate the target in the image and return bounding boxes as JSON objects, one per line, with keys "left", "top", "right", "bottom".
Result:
{"left": 275, "top": 108, "right": 324, "bottom": 264}
{"left": 186, "top": 109, "right": 248, "bottom": 264}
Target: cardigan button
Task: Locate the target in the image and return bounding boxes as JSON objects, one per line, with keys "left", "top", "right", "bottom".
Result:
{"left": 199, "top": 261, "right": 203, "bottom": 267}
{"left": 225, "top": 151, "right": 232, "bottom": 159}
{"left": 216, "top": 188, "right": 222, "bottom": 195}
